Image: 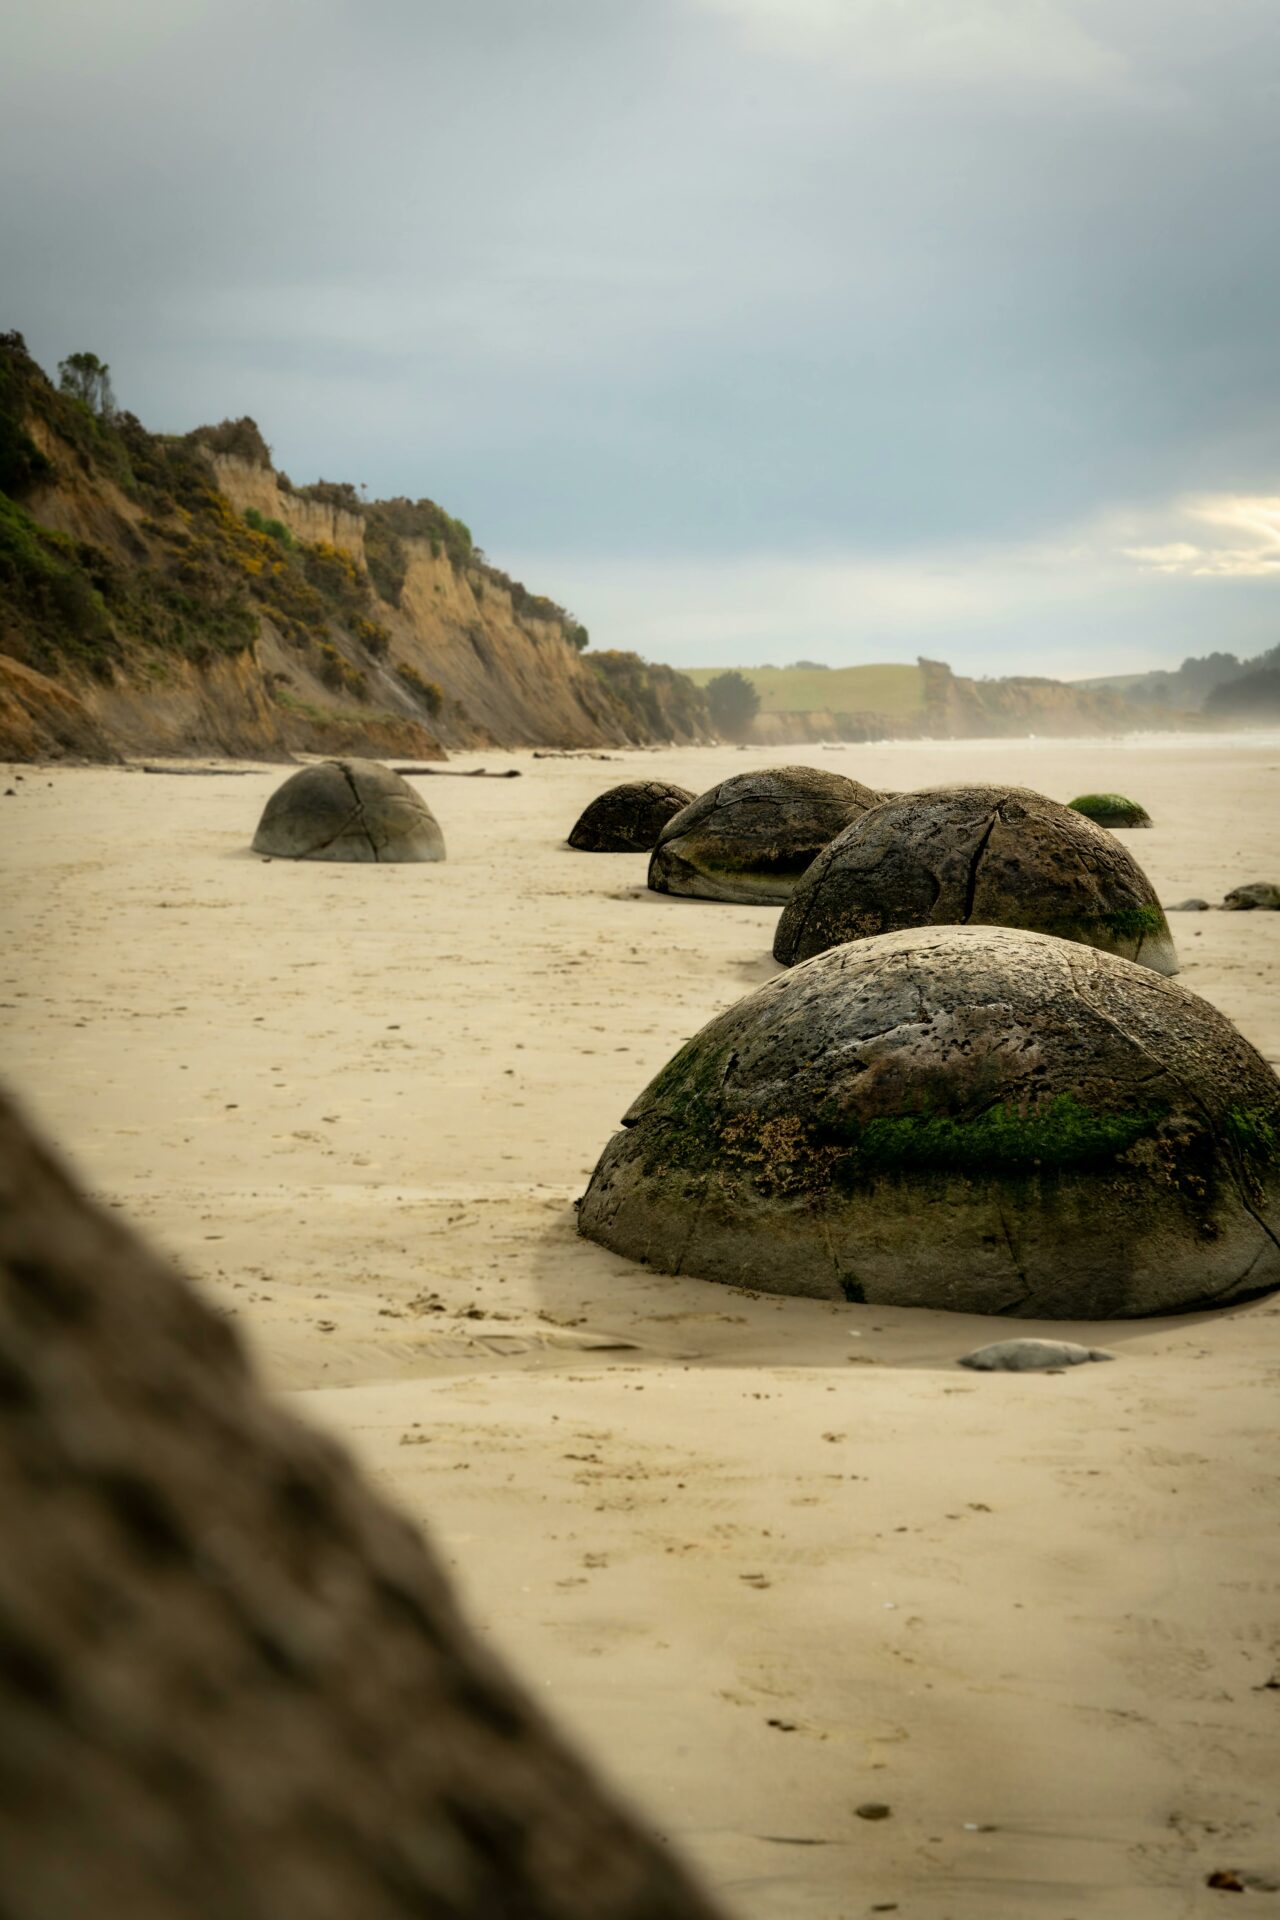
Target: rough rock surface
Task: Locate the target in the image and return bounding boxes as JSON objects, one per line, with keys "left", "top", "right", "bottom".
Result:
{"left": 774, "top": 785, "right": 1177, "bottom": 974}
{"left": 0, "top": 1089, "right": 722, "bottom": 1920}
{"left": 0, "top": 655, "right": 122, "bottom": 763}
{"left": 1223, "top": 882, "right": 1280, "bottom": 911}
{"left": 1068, "top": 792, "right": 1153, "bottom": 829}
{"left": 958, "top": 1339, "right": 1114, "bottom": 1371}
{"left": 578, "top": 925, "right": 1280, "bottom": 1318}
{"left": 252, "top": 758, "right": 445, "bottom": 863}
{"left": 648, "top": 765, "right": 885, "bottom": 905}
{"left": 568, "top": 780, "right": 694, "bottom": 853}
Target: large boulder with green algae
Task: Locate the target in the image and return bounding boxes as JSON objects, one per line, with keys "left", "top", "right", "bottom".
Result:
{"left": 774, "top": 784, "right": 1178, "bottom": 975}
{"left": 568, "top": 779, "right": 695, "bottom": 852}
{"left": 648, "top": 765, "right": 885, "bottom": 905}
{"left": 578, "top": 925, "right": 1280, "bottom": 1318}
{"left": 252, "top": 757, "right": 445, "bottom": 862}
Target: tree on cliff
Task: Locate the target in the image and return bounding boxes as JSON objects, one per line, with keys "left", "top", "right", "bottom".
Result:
{"left": 706, "top": 669, "right": 760, "bottom": 741}
{"left": 58, "top": 351, "right": 116, "bottom": 420}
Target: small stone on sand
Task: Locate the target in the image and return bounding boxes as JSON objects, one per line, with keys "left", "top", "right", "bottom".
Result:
{"left": 959, "top": 1339, "right": 1115, "bottom": 1372}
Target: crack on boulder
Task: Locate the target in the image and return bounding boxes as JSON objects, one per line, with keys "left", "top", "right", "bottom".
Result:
{"left": 334, "top": 759, "right": 380, "bottom": 862}
{"left": 993, "top": 1196, "right": 1031, "bottom": 1307}
{"left": 1239, "top": 1196, "right": 1280, "bottom": 1258}
{"left": 961, "top": 809, "right": 1000, "bottom": 924}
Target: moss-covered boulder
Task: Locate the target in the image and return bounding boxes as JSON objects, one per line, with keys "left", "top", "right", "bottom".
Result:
{"left": 1068, "top": 792, "right": 1152, "bottom": 829}
{"left": 578, "top": 925, "right": 1280, "bottom": 1317}
{"left": 568, "top": 780, "right": 694, "bottom": 853}
{"left": 648, "top": 765, "right": 884, "bottom": 905}
{"left": 773, "top": 784, "right": 1177, "bottom": 974}
{"left": 252, "top": 758, "right": 445, "bottom": 863}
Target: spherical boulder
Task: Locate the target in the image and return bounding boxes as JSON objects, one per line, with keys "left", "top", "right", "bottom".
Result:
{"left": 568, "top": 780, "right": 695, "bottom": 853}
{"left": 1069, "top": 792, "right": 1153, "bottom": 829}
{"left": 578, "top": 925, "right": 1280, "bottom": 1318}
{"left": 774, "top": 784, "right": 1177, "bottom": 974}
{"left": 648, "top": 765, "right": 885, "bottom": 905}
{"left": 252, "top": 758, "right": 445, "bottom": 863}
{"left": 1223, "top": 881, "right": 1280, "bottom": 911}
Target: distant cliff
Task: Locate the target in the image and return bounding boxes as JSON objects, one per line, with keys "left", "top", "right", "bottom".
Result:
{"left": 0, "top": 334, "right": 710, "bottom": 761}
{"left": 917, "top": 658, "right": 1144, "bottom": 737}
{"left": 727, "top": 658, "right": 1159, "bottom": 744}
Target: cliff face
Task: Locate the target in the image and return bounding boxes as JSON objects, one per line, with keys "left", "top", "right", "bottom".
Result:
{"left": 744, "top": 660, "right": 1146, "bottom": 744}
{"left": 210, "top": 455, "right": 368, "bottom": 561}
{"left": 0, "top": 336, "right": 709, "bottom": 762}
{"left": 920, "top": 659, "right": 1143, "bottom": 737}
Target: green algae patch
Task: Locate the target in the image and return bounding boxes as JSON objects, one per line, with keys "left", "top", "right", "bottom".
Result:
{"left": 1026, "top": 901, "right": 1168, "bottom": 953}
{"left": 636, "top": 1063, "right": 1166, "bottom": 1192}
{"left": 1097, "top": 903, "right": 1166, "bottom": 942}
{"left": 843, "top": 1095, "right": 1162, "bottom": 1176}
{"left": 1224, "top": 1105, "right": 1279, "bottom": 1169}
{"left": 1069, "top": 793, "right": 1152, "bottom": 829}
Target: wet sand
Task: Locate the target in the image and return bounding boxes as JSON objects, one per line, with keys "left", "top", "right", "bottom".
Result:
{"left": 3, "top": 734, "right": 1279, "bottom": 1918}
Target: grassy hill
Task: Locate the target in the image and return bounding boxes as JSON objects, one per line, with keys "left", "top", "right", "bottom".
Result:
{"left": 683, "top": 662, "right": 925, "bottom": 720}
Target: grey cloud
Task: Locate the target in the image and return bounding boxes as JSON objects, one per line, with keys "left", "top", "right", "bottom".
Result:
{"left": 3, "top": 0, "right": 1277, "bottom": 666}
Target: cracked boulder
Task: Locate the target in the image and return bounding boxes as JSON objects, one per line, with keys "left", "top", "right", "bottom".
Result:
{"left": 577, "top": 924, "right": 1280, "bottom": 1317}
{"left": 568, "top": 780, "right": 695, "bottom": 852}
{"left": 252, "top": 758, "right": 445, "bottom": 863}
{"left": 648, "top": 765, "right": 885, "bottom": 905}
{"left": 0, "top": 1088, "right": 722, "bottom": 1920}
{"left": 774, "top": 785, "right": 1177, "bottom": 974}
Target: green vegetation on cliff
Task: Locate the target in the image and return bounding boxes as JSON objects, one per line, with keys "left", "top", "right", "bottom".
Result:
{"left": 0, "top": 332, "right": 710, "bottom": 755}
{"left": 585, "top": 650, "right": 709, "bottom": 741}
{"left": 0, "top": 334, "right": 373, "bottom": 678}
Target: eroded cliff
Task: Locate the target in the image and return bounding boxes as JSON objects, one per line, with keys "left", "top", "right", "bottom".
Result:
{"left": 0, "top": 335, "right": 709, "bottom": 762}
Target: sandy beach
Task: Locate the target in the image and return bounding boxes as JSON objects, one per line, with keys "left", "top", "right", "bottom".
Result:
{"left": 3, "top": 734, "right": 1279, "bottom": 1919}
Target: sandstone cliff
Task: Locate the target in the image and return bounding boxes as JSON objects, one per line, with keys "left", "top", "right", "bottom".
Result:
{"left": 0, "top": 335, "right": 709, "bottom": 762}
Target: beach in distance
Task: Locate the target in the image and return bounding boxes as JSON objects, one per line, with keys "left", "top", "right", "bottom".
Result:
{"left": 4, "top": 731, "right": 1279, "bottom": 1919}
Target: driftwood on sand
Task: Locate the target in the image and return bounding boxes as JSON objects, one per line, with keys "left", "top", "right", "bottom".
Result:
{"left": 392, "top": 766, "right": 522, "bottom": 778}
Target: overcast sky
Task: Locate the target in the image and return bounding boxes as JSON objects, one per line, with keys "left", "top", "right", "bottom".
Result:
{"left": 5, "top": 0, "right": 1279, "bottom": 675}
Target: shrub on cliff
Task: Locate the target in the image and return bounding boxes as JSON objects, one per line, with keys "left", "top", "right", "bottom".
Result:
{"left": 187, "top": 417, "right": 272, "bottom": 466}
{"left": 364, "top": 496, "right": 474, "bottom": 572}
{"left": 243, "top": 507, "right": 294, "bottom": 549}
{"left": 316, "top": 642, "right": 367, "bottom": 697}
{"left": 0, "top": 339, "right": 55, "bottom": 497}
{"left": 0, "top": 493, "right": 119, "bottom": 679}
{"left": 396, "top": 663, "right": 443, "bottom": 714}
{"left": 586, "top": 650, "right": 711, "bottom": 742}
{"left": 364, "top": 517, "right": 408, "bottom": 606}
